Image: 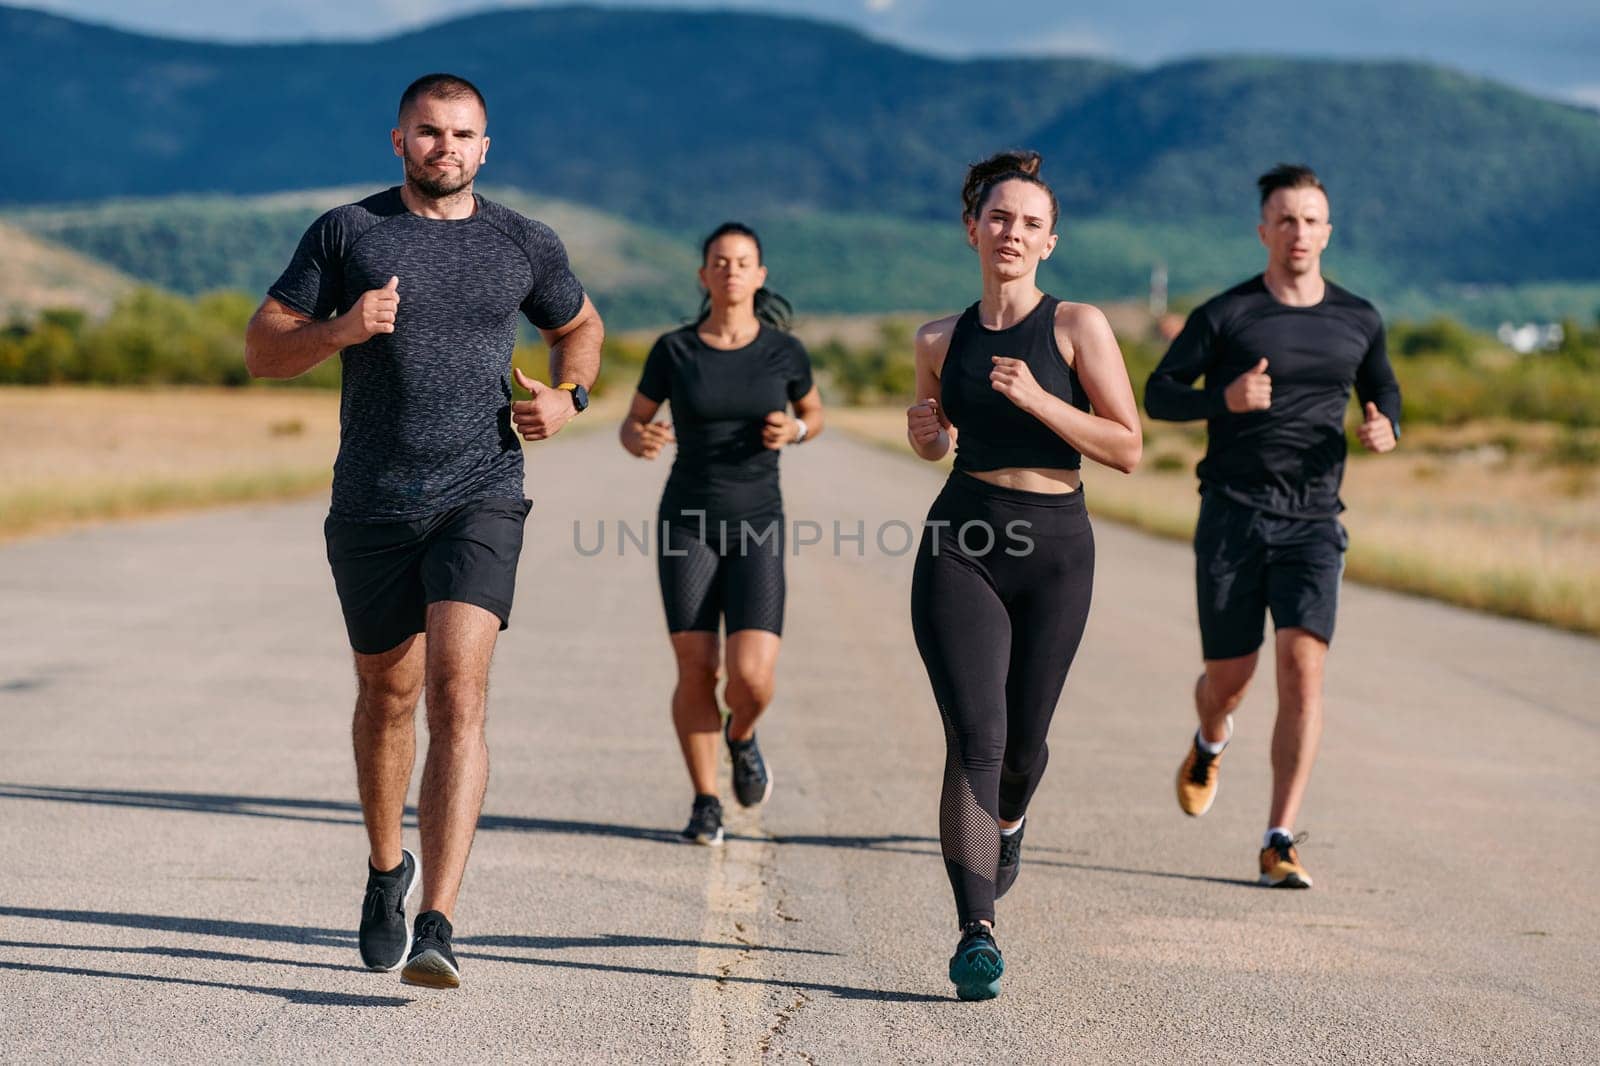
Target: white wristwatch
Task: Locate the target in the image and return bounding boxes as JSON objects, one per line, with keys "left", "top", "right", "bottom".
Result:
{"left": 791, "top": 417, "right": 808, "bottom": 444}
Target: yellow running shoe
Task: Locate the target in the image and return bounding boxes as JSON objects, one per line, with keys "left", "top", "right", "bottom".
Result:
{"left": 1175, "top": 715, "right": 1231, "bottom": 816}
{"left": 1259, "top": 832, "right": 1314, "bottom": 889}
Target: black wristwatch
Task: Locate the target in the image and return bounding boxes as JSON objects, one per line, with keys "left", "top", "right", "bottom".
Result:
{"left": 558, "top": 382, "right": 589, "bottom": 413}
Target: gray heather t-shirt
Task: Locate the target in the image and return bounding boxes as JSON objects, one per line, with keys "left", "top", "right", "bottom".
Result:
{"left": 269, "top": 187, "right": 586, "bottom": 521}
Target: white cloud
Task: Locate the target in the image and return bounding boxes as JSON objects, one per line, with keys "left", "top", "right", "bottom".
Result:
{"left": 1563, "top": 84, "right": 1600, "bottom": 110}
{"left": 864, "top": 0, "right": 896, "bottom": 11}
{"left": 1007, "top": 25, "right": 1117, "bottom": 58}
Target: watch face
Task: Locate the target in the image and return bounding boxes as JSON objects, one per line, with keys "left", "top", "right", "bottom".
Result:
{"left": 572, "top": 384, "right": 590, "bottom": 412}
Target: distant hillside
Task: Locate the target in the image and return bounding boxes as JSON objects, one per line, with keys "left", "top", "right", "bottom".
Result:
{"left": 10, "top": 188, "right": 1600, "bottom": 332}
{"left": 0, "top": 4, "right": 1116, "bottom": 221}
{"left": 4, "top": 2, "right": 1599, "bottom": 297}
{"left": 3, "top": 188, "right": 700, "bottom": 330}
{"left": 1025, "top": 58, "right": 1600, "bottom": 283}
{"left": 0, "top": 189, "right": 1360, "bottom": 325}
{"left": 0, "top": 221, "right": 136, "bottom": 320}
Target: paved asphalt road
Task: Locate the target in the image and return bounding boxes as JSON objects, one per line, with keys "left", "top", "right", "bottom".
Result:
{"left": 2, "top": 425, "right": 1596, "bottom": 1064}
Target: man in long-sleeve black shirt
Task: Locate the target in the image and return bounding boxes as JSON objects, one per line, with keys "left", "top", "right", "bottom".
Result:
{"left": 1144, "top": 164, "right": 1401, "bottom": 889}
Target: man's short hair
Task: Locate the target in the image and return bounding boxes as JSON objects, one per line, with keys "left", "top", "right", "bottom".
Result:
{"left": 398, "top": 73, "right": 488, "bottom": 124}
{"left": 1257, "top": 163, "right": 1325, "bottom": 208}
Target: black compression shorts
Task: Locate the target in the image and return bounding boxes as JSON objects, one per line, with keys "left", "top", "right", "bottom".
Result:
{"left": 657, "top": 514, "right": 785, "bottom": 636}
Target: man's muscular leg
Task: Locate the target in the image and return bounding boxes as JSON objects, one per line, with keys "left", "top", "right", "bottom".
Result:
{"left": 353, "top": 636, "right": 426, "bottom": 871}
{"left": 1269, "top": 627, "right": 1326, "bottom": 831}
{"left": 416, "top": 600, "right": 500, "bottom": 920}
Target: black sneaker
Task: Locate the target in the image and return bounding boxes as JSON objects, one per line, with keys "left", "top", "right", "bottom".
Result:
{"left": 724, "top": 720, "right": 773, "bottom": 807}
{"left": 948, "top": 921, "right": 1004, "bottom": 1001}
{"left": 400, "top": 910, "right": 461, "bottom": 989}
{"left": 358, "top": 848, "right": 418, "bottom": 971}
{"left": 682, "top": 793, "right": 724, "bottom": 846}
{"left": 996, "top": 820, "right": 1025, "bottom": 899}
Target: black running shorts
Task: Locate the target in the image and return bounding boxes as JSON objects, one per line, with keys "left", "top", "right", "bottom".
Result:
{"left": 324, "top": 496, "right": 531, "bottom": 655}
{"left": 1194, "top": 491, "right": 1346, "bottom": 660}
{"left": 657, "top": 514, "right": 785, "bottom": 636}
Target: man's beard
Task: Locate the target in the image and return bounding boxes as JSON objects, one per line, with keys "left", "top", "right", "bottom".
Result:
{"left": 404, "top": 154, "right": 473, "bottom": 199}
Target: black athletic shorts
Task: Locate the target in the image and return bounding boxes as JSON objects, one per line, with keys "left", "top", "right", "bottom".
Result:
{"left": 324, "top": 496, "right": 531, "bottom": 655}
{"left": 658, "top": 513, "right": 785, "bottom": 636}
{"left": 1194, "top": 491, "right": 1347, "bottom": 660}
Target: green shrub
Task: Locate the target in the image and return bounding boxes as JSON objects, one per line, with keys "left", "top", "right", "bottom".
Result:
{"left": 3, "top": 295, "right": 1597, "bottom": 437}
{"left": 1391, "top": 317, "right": 1479, "bottom": 363}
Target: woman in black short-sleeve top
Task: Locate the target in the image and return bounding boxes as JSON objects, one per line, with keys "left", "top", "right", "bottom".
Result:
{"left": 620, "top": 222, "right": 824, "bottom": 847}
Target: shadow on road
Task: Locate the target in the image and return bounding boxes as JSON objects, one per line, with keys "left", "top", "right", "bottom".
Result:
{"left": 0, "top": 783, "right": 914, "bottom": 851}
{"left": 0, "top": 678, "right": 47, "bottom": 692}
{"left": 0, "top": 783, "right": 366, "bottom": 828}
{"left": 0, "top": 906, "right": 350, "bottom": 946}
{"left": 462, "top": 951, "right": 948, "bottom": 1004}
{"left": 770, "top": 832, "right": 940, "bottom": 858}
{"left": 0, "top": 907, "right": 827, "bottom": 960}
{"left": 0, "top": 960, "right": 409, "bottom": 1007}
{"left": 0, "top": 938, "right": 352, "bottom": 973}
{"left": 0, "top": 912, "right": 893, "bottom": 1003}
{"left": 0, "top": 933, "right": 930, "bottom": 1006}
{"left": 1053, "top": 862, "right": 1258, "bottom": 888}
{"left": 770, "top": 834, "right": 1254, "bottom": 888}
{"left": 0, "top": 783, "right": 682, "bottom": 842}
{"left": 0, "top": 784, "right": 1251, "bottom": 886}
{"left": 459, "top": 933, "right": 838, "bottom": 956}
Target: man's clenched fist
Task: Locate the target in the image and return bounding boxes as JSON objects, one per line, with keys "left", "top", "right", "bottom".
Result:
{"left": 511, "top": 367, "right": 578, "bottom": 441}
{"left": 1357, "top": 401, "right": 1396, "bottom": 453}
{"left": 1225, "top": 357, "right": 1272, "bottom": 413}
{"left": 337, "top": 275, "right": 399, "bottom": 346}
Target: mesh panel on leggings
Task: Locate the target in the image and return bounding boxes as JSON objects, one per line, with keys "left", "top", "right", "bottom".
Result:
{"left": 939, "top": 707, "right": 1000, "bottom": 886}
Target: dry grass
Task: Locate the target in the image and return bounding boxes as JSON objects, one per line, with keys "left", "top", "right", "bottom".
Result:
{"left": 8, "top": 388, "right": 1597, "bottom": 635}
{"left": 0, "top": 386, "right": 628, "bottom": 543}
{"left": 0, "top": 386, "right": 342, "bottom": 540}
{"left": 831, "top": 407, "right": 1600, "bottom": 636}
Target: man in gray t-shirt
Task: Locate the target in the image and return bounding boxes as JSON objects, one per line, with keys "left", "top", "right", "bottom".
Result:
{"left": 244, "top": 72, "right": 603, "bottom": 989}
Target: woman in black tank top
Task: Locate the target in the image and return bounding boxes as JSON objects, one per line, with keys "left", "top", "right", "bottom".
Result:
{"left": 620, "top": 222, "right": 824, "bottom": 848}
{"left": 905, "top": 151, "right": 1143, "bottom": 1001}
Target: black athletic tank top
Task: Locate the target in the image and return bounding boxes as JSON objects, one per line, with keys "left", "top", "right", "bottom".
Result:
{"left": 941, "top": 294, "right": 1090, "bottom": 473}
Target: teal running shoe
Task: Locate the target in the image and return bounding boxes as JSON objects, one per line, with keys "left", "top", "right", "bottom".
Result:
{"left": 948, "top": 921, "right": 1003, "bottom": 1001}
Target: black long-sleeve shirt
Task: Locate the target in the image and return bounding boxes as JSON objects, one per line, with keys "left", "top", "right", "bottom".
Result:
{"left": 1145, "top": 275, "right": 1401, "bottom": 518}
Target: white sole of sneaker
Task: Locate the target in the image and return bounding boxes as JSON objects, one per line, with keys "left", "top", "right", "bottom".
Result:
{"left": 685, "top": 827, "right": 724, "bottom": 846}
{"left": 400, "top": 948, "right": 461, "bottom": 989}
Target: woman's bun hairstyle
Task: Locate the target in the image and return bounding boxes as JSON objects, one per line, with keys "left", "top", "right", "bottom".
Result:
{"left": 962, "top": 150, "right": 1057, "bottom": 230}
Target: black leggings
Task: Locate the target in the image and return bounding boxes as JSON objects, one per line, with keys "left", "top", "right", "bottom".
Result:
{"left": 910, "top": 472, "right": 1095, "bottom": 927}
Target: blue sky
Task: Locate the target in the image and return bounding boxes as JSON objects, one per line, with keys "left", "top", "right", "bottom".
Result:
{"left": 15, "top": 0, "right": 1600, "bottom": 107}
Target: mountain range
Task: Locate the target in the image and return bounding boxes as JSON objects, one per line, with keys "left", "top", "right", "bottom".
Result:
{"left": 3, "top": 2, "right": 1598, "bottom": 324}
